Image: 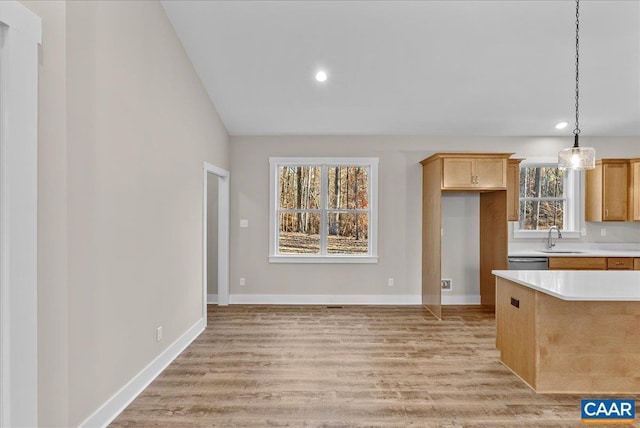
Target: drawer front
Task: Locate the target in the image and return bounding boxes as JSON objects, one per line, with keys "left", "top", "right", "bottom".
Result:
{"left": 548, "top": 257, "right": 607, "bottom": 270}
{"left": 635, "top": 258, "right": 640, "bottom": 271}
{"left": 607, "top": 257, "right": 633, "bottom": 270}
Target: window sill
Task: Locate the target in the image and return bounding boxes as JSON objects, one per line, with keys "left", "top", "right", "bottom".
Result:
{"left": 513, "top": 230, "right": 581, "bottom": 239}
{"left": 269, "top": 255, "right": 379, "bottom": 264}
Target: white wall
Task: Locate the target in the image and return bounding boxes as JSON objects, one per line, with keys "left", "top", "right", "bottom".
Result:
{"left": 21, "top": 0, "right": 229, "bottom": 426}
{"left": 230, "top": 136, "right": 640, "bottom": 301}
{"left": 441, "top": 193, "right": 480, "bottom": 303}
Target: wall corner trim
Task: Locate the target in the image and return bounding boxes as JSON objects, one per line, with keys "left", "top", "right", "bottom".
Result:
{"left": 77, "top": 318, "right": 206, "bottom": 428}
{"left": 0, "top": 1, "right": 42, "bottom": 44}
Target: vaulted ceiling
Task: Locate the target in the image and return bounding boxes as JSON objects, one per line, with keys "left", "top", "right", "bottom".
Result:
{"left": 161, "top": 1, "right": 640, "bottom": 136}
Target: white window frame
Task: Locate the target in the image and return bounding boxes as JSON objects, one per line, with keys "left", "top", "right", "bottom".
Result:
{"left": 513, "top": 157, "right": 581, "bottom": 239}
{"left": 269, "top": 157, "right": 378, "bottom": 263}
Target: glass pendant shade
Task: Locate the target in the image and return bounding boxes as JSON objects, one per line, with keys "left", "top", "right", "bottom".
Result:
{"left": 558, "top": 144, "right": 596, "bottom": 170}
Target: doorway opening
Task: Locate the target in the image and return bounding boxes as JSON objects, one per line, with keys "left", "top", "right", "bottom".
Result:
{"left": 202, "top": 163, "right": 230, "bottom": 319}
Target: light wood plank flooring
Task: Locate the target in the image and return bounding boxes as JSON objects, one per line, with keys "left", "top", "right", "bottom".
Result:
{"left": 111, "top": 305, "right": 639, "bottom": 427}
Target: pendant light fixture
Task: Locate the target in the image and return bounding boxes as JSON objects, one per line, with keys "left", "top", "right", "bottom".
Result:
{"left": 558, "top": 0, "right": 595, "bottom": 170}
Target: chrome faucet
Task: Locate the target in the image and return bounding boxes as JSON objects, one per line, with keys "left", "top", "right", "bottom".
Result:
{"left": 547, "top": 225, "right": 562, "bottom": 250}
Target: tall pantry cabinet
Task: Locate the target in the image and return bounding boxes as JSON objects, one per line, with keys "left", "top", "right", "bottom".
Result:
{"left": 421, "top": 153, "right": 513, "bottom": 319}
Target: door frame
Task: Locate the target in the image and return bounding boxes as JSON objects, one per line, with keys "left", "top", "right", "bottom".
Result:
{"left": 202, "top": 162, "right": 230, "bottom": 317}
{"left": 0, "top": 2, "right": 41, "bottom": 426}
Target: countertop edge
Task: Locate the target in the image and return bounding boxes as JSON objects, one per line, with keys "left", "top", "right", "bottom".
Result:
{"left": 492, "top": 270, "right": 640, "bottom": 302}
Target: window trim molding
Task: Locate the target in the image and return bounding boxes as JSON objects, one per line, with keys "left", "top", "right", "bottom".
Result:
{"left": 513, "top": 157, "right": 582, "bottom": 239}
{"left": 268, "top": 157, "right": 378, "bottom": 263}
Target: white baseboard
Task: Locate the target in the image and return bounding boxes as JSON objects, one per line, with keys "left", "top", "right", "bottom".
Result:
{"left": 207, "top": 293, "right": 218, "bottom": 304}
{"left": 228, "top": 294, "right": 421, "bottom": 305}
{"left": 441, "top": 295, "right": 481, "bottom": 305}
{"left": 78, "top": 318, "right": 206, "bottom": 428}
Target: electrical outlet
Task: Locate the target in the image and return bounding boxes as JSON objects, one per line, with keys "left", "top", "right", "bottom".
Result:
{"left": 239, "top": 277, "right": 245, "bottom": 286}
{"left": 600, "top": 228, "right": 607, "bottom": 237}
{"left": 441, "top": 279, "right": 452, "bottom": 291}
{"left": 156, "top": 326, "right": 163, "bottom": 342}
{"left": 240, "top": 219, "right": 249, "bottom": 228}
{"left": 388, "top": 278, "right": 394, "bottom": 287}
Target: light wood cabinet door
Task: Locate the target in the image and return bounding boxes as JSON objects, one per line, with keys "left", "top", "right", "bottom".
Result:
{"left": 602, "top": 162, "right": 628, "bottom": 221}
{"left": 506, "top": 159, "right": 522, "bottom": 221}
{"left": 634, "top": 258, "right": 640, "bottom": 270}
{"left": 586, "top": 159, "right": 628, "bottom": 221}
{"left": 475, "top": 158, "right": 506, "bottom": 188}
{"left": 630, "top": 160, "right": 640, "bottom": 221}
{"left": 548, "top": 257, "right": 607, "bottom": 270}
{"left": 442, "top": 158, "right": 475, "bottom": 188}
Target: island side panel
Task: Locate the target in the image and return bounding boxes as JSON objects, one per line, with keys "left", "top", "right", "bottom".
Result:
{"left": 536, "top": 293, "right": 640, "bottom": 394}
{"left": 495, "top": 277, "right": 537, "bottom": 389}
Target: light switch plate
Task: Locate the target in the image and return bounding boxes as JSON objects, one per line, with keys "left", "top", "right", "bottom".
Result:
{"left": 240, "top": 219, "right": 249, "bottom": 228}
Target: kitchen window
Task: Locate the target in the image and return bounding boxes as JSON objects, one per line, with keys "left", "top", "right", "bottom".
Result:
{"left": 514, "top": 158, "right": 581, "bottom": 238}
{"left": 269, "top": 157, "right": 378, "bottom": 263}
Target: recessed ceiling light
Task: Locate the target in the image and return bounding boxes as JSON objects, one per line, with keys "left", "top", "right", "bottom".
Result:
{"left": 315, "top": 71, "right": 327, "bottom": 82}
{"left": 555, "top": 121, "right": 569, "bottom": 130}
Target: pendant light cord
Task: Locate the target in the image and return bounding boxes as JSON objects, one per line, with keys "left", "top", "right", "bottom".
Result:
{"left": 573, "top": 0, "right": 581, "bottom": 145}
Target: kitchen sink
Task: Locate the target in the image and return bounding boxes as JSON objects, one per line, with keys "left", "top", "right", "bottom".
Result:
{"left": 537, "top": 250, "right": 585, "bottom": 254}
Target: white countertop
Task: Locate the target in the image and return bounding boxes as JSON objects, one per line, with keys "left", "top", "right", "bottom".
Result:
{"left": 492, "top": 270, "right": 640, "bottom": 301}
{"left": 509, "top": 249, "right": 640, "bottom": 258}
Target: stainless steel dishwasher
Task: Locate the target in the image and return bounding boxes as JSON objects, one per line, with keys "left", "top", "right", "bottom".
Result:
{"left": 507, "top": 257, "right": 549, "bottom": 270}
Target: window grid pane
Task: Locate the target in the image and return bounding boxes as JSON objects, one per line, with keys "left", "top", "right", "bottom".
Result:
{"left": 327, "top": 166, "right": 370, "bottom": 210}
{"left": 327, "top": 212, "right": 369, "bottom": 254}
{"left": 520, "top": 166, "right": 564, "bottom": 198}
{"left": 519, "top": 200, "right": 564, "bottom": 230}
{"left": 278, "top": 166, "right": 321, "bottom": 209}
{"left": 278, "top": 212, "right": 320, "bottom": 254}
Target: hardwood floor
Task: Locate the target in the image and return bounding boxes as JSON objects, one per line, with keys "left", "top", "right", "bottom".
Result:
{"left": 111, "top": 305, "right": 639, "bottom": 427}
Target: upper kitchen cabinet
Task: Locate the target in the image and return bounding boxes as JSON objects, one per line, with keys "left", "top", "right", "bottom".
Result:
{"left": 585, "top": 159, "right": 628, "bottom": 222}
{"left": 629, "top": 158, "right": 640, "bottom": 221}
{"left": 507, "top": 159, "right": 523, "bottom": 221}
{"left": 438, "top": 153, "right": 512, "bottom": 190}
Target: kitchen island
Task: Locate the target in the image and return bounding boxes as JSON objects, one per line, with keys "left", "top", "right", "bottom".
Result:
{"left": 492, "top": 270, "right": 640, "bottom": 394}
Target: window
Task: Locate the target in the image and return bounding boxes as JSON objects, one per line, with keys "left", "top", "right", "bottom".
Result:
{"left": 269, "top": 157, "right": 378, "bottom": 263}
{"left": 514, "top": 159, "right": 581, "bottom": 238}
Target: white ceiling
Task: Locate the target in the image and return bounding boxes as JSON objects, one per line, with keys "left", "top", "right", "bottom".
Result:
{"left": 161, "top": 1, "right": 640, "bottom": 136}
